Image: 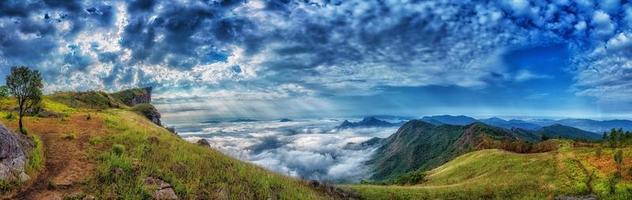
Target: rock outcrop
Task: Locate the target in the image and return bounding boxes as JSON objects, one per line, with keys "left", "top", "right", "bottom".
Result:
{"left": 0, "top": 123, "right": 32, "bottom": 183}
{"left": 144, "top": 177, "right": 178, "bottom": 200}
{"left": 131, "top": 104, "right": 162, "bottom": 126}
{"left": 196, "top": 139, "right": 210, "bottom": 147}
{"left": 111, "top": 87, "right": 153, "bottom": 107}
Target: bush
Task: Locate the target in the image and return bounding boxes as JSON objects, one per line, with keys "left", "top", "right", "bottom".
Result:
{"left": 596, "top": 147, "right": 602, "bottom": 157}
{"left": 112, "top": 144, "right": 125, "bottom": 156}
{"left": 86, "top": 114, "right": 91, "bottom": 120}
{"left": 4, "top": 112, "right": 14, "bottom": 120}
{"left": 393, "top": 171, "right": 426, "bottom": 185}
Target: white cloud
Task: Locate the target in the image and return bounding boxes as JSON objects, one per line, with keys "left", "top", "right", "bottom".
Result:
{"left": 514, "top": 69, "right": 553, "bottom": 82}
{"left": 180, "top": 119, "right": 397, "bottom": 182}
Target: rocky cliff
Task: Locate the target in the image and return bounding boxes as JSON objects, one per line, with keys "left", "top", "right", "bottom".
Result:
{"left": 111, "top": 87, "right": 153, "bottom": 107}
{"left": 0, "top": 123, "right": 32, "bottom": 183}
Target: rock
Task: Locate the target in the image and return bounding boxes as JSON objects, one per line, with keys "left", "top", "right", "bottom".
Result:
{"left": 166, "top": 127, "right": 177, "bottom": 135}
{"left": 111, "top": 87, "right": 153, "bottom": 107}
{"left": 131, "top": 104, "right": 162, "bottom": 126}
{"left": 18, "top": 172, "right": 30, "bottom": 182}
{"left": 196, "top": 139, "right": 210, "bottom": 147}
{"left": 144, "top": 177, "right": 178, "bottom": 200}
{"left": 0, "top": 123, "right": 32, "bottom": 182}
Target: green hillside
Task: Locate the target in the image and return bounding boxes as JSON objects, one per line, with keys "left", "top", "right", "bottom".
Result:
{"left": 368, "top": 121, "right": 541, "bottom": 180}
{"left": 347, "top": 142, "right": 632, "bottom": 199}
{"left": 0, "top": 90, "right": 340, "bottom": 199}
{"left": 537, "top": 124, "right": 602, "bottom": 141}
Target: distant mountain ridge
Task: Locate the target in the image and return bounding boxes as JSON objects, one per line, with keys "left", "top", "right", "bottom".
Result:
{"left": 418, "top": 115, "right": 632, "bottom": 134}
{"left": 336, "top": 117, "right": 401, "bottom": 129}
{"left": 421, "top": 115, "right": 477, "bottom": 125}
{"left": 528, "top": 118, "right": 632, "bottom": 133}
{"left": 535, "top": 124, "right": 602, "bottom": 141}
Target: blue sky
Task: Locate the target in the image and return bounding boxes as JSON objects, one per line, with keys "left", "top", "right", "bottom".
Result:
{"left": 1, "top": 0, "right": 632, "bottom": 119}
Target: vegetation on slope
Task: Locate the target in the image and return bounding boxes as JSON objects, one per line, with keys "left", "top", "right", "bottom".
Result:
{"left": 368, "top": 120, "right": 550, "bottom": 181}
{"left": 348, "top": 141, "right": 632, "bottom": 200}
{"left": 0, "top": 91, "right": 337, "bottom": 199}
{"left": 537, "top": 124, "right": 602, "bottom": 141}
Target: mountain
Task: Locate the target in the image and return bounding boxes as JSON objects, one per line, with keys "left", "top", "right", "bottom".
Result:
{"left": 526, "top": 118, "right": 632, "bottom": 133}
{"left": 420, "top": 115, "right": 478, "bottom": 125}
{"left": 536, "top": 124, "right": 601, "bottom": 141}
{"left": 336, "top": 117, "right": 400, "bottom": 129}
{"left": 480, "top": 117, "right": 542, "bottom": 130}
{"left": 554, "top": 119, "right": 632, "bottom": 133}
{"left": 368, "top": 120, "right": 535, "bottom": 180}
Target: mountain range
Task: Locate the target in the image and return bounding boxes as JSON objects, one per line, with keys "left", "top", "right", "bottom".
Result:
{"left": 336, "top": 117, "right": 402, "bottom": 129}
{"left": 358, "top": 115, "right": 608, "bottom": 181}
{"left": 420, "top": 115, "right": 632, "bottom": 133}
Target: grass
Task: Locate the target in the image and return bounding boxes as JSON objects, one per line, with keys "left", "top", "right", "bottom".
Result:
{"left": 83, "top": 110, "right": 330, "bottom": 199}
{"left": 0, "top": 92, "right": 336, "bottom": 199}
{"left": 25, "top": 134, "right": 44, "bottom": 174}
{"left": 345, "top": 144, "right": 632, "bottom": 200}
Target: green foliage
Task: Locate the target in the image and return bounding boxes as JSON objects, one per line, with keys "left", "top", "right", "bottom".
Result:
{"left": 4, "top": 112, "right": 14, "bottom": 120}
{"left": 6, "top": 66, "right": 43, "bottom": 134}
{"left": 392, "top": 171, "right": 426, "bottom": 185}
{"left": 110, "top": 88, "right": 150, "bottom": 106}
{"left": 112, "top": 144, "right": 126, "bottom": 156}
{"left": 49, "top": 91, "right": 123, "bottom": 109}
{"left": 0, "top": 180, "right": 15, "bottom": 194}
{"left": 0, "top": 85, "right": 9, "bottom": 98}
{"left": 26, "top": 134, "right": 44, "bottom": 174}
{"left": 603, "top": 128, "right": 632, "bottom": 148}
{"left": 614, "top": 149, "right": 623, "bottom": 166}
{"left": 596, "top": 147, "right": 603, "bottom": 157}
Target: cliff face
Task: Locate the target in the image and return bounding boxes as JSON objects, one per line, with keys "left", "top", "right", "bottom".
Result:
{"left": 111, "top": 87, "right": 153, "bottom": 107}
{"left": 111, "top": 87, "right": 162, "bottom": 126}
{"left": 0, "top": 123, "right": 32, "bottom": 183}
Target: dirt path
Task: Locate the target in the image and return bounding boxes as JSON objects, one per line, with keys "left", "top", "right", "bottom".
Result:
{"left": 4, "top": 114, "right": 104, "bottom": 200}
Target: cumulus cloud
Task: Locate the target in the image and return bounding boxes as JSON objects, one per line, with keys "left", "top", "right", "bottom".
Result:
{"left": 1, "top": 0, "right": 632, "bottom": 110}
{"left": 180, "top": 119, "right": 397, "bottom": 182}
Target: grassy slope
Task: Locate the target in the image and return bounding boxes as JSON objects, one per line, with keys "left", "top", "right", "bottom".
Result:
{"left": 346, "top": 141, "right": 632, "bottom": 200}
{"left": 0, "top": 95, "right": 333, "bottom": 199}
{"left": 369, "top": 121, "right": 538, "bottom": 180}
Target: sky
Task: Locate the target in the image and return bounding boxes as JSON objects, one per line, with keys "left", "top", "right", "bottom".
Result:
{"left": 1, "top": 0, "right": 632, "bottom": 119}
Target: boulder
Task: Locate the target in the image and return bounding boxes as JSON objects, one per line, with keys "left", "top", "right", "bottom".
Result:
{"left": 196, "top": 139, "right": 210, "bottom": 147}
{"left": 144, "top": 177, "right": 178, "bottom": 200}
{"left": 0, "top": 123, "right": 32, "bottom": 182}
{"left": 131, "top": 104, "right": 162, "bottom": 126}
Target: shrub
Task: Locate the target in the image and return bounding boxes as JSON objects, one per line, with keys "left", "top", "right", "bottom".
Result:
{"left": 112, "top": 144, "right": 125, "bottom": 156}
{"left": 86, "top": 114, "right": 91, "bottom": 120}
{"left": 393, "top": 171, "right": 426, "bottom": 185}
{"left": 4, "top": 112, "right": 14, "bottom": 120}
{"left": 614, "top": 149, "right": 623, "bottom": 167}
{"left": 596, "top": 147, "right": 602, "bottom": 157}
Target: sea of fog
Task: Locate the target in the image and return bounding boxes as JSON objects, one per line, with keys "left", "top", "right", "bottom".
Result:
{"left": 163, "top": 118, "right": 399, "bottom": 183}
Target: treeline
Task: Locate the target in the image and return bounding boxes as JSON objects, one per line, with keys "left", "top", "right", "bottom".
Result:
{"left": 603, "top": 128, "right": 632, "bottom": 148}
